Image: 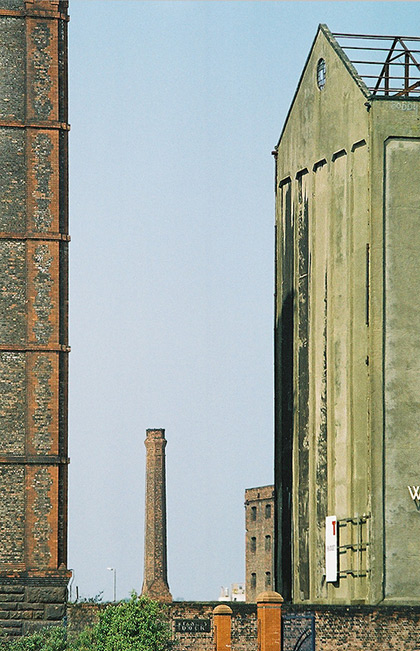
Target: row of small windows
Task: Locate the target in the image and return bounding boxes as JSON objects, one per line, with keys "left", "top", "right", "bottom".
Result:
{"left": 250, "top": 572, "right": 271, "bottom": 589}
{"left": 250, "top": 504, "right": 272, "bottom": 520}
{"left": 250, "top": 535, "right": 271, "bottom": 552}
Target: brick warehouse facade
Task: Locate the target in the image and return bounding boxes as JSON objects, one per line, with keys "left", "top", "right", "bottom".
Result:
{"left": 245, "top": 486, "right": 274, "bottom": 602}
{"left": 0, "top": 0, "right": 70, "bottom": 636}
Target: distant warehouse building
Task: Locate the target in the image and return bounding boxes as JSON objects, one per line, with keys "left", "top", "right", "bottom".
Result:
{"left": 245, "top": 485, "right": 274, "bottom": 602}
{"left": 274, "top": 25, "right": 420, "bottom": 605}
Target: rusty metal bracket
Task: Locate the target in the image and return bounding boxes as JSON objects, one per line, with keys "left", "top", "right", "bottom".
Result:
{"left": 0, "top": 345, "right": 70, "bottom": 352}
{"left": 0, "top": 120, "right": 70, "bottom": 131}
{"left": 0, "top": 232, "right": 70, "bottom": 242}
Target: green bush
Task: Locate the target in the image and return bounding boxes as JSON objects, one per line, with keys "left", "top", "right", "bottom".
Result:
{"left": 8, "top": 626, "right": 67, "bottom": 651}
{"left": 93, "top": 593, "right": 171, "bottom": 651}
{"left": 69, "top": 626, "right": 96, "bottom": 651}
{"left": 1, "top": 594, "right": 171, "bottom": 651}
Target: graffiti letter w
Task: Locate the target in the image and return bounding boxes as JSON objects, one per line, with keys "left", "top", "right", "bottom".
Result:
{"left": 408, "top": 486, "right": 420, "bottom": 501}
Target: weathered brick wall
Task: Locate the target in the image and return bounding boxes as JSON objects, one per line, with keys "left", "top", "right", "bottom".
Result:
{"left": 0, "top": 468, "right": 25, "bottom": 564}
{"left": 67, "top": 602, "right": 107, "bottom": 635}
{"left": 283, "top": 604, "right": 420, "bottom": 651}
{"left": 169, "top": 602, "right": 257, "bottom": 651}
{"left": 230, "top": 603, "right": 258, "bottom": 651}
{"left": 68, "top": 601, "right": 258, "bottom": 651}
{"left": 167, "top": 602, "right": 216, "bottom": 651}
{"left": 68, "top": 601, "right": 420, "bottom": 650}
{"left": 0, "top": 0, "right": 70, "bottom": 637}
{"left": 245, "top": 485, "right": 274, "bottom": 601}
{"left": 313, "top": 606, "right": 420, "bottom": 651}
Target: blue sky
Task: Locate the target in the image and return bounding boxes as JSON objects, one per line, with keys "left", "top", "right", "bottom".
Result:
{"left": 68, "top": 1, "right": 420, "bottom": 602}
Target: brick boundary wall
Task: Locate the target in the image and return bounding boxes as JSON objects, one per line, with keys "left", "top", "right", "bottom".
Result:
{"left": 68, "top": 601, "right": 420, "bottom": 651}
{"left": 66, "top": 602, "right": 106, "bottom": 635}
{"left": 284, "top": 604, "right": 420, "bottom": 651}
{"left": 169, "top": 602, "right": 257, "bottom": 651}
{"left": 68, "top": 601, "right": 257, "bottom": 651}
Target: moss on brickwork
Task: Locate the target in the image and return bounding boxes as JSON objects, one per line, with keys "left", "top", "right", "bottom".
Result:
{"left": 0, "top": 128, "right": 26, "bottom": 232}
{"left": 0, "top": 17, "right": 24, "bottom": 120}
{"left": 0, "top": 467, "right": 25, "bottom": 564}
{"left": 30, "top": 23, "right": 53, "bottom": 120}
{"left": 32, "top": 468, "right": 53, "bottom": 568}
{"left": 33, "top": 245, "right": 54, "bottom": 344}
{"left": 0, "top": 241, "right": 26, "bottom": 344}
{"left": 32, "top": 134, "right": 54, "bottom": 233}
{"left": 33, "top": 355, "right": 53, "bottom": 454}
{"left": 0, "top": 352, "right": 25, "bottom": 454}
{"left": 0, "top": 1, "right": 24, "bottom": 9}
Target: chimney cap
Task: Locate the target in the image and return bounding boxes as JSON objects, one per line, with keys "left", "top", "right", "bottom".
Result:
{"left": 146, "top": 428, "right": 166, "bottom": 437}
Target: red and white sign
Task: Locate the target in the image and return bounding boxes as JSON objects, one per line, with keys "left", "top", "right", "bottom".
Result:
{"left": 325, "top": 515, "right": 337, "bottom": 583}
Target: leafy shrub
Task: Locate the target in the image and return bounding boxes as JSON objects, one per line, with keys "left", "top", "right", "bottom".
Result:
{"left": 1, "top": 594, "right": 171, "bottom": 651}
{"left": 8, "top": 626, "right": 67, "bottom": 651}
{"left": 69, "top": 625, "right": 96, "bottom": 651}
{"left": 93, "top": 593, "right": 172, "bottom": 651}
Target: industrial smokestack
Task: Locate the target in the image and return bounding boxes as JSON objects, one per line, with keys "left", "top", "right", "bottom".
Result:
{"left": 141, "top": 428, "right": 172, "bottom": 602}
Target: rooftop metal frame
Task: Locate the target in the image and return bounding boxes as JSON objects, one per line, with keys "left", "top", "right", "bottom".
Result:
{"left": 333, "top": 32, "right": 420, "bottom": 97}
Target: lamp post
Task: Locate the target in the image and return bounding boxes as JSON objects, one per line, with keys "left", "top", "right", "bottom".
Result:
{"left": 107, "top": 567, "right": 117, "bottom": 602}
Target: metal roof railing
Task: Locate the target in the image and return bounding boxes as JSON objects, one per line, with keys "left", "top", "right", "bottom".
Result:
{"left": 333, "top": 32, "right": 420, "bottom": 97}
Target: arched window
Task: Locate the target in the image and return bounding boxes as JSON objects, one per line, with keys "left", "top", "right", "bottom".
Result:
{"left": 251, "top": 506, "right": 257, "bottom": 521}
{"left": 251, "top": 537, "right": 256, "bottom": 552}
{"left": 265, "top": 535, "right": 271, "bottom": 552}
{"left": 265, "top": 503, "right": 271, "bottom": 519}
{"left": 251, "top": 573, "right": 256, "bottom": 589}
{"left": 317, "top": 58, "right": 326, "bottom": 90}
{"left": 265, "top": 572, "right": 271, "bottom": 588}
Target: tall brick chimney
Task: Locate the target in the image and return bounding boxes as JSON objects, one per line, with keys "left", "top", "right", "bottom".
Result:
{"left": 142, "top": 429, "right": 172, "bottom": 602}
{"left": 0, "top": 0, "right": 70, "bottom": 635}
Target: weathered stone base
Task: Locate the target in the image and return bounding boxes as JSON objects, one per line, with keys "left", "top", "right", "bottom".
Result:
{"left": 142, "top": 578, "right": 172, "bottom": 603}
{"left": 0, "top": 576, "right": 68, "bottom": 637}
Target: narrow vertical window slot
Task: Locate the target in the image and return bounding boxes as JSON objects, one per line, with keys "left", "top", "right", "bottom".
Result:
{"left": 366, "top": 243, "right": 370, "bottom": 326}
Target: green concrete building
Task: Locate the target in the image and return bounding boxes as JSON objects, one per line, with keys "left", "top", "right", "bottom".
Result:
{"left": 274, "top": 25, "right": 420, "bottom": 605}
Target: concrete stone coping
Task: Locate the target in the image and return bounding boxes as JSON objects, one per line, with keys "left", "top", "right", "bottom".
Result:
{"left": 256, "top": 591, "right": 284, "bottom": 604}
{"left": 213, "top": 604, "right": 233, "bottom": 615}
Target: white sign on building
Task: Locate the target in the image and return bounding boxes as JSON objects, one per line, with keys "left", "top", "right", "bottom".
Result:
{"left": 325, "top": 515, "right": 338, "bottom": 583}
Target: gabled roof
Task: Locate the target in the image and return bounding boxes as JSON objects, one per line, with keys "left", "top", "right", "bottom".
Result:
{"left": 320, "top": 24, "right": 370, "bottom": 97}
{"left": 275, "top": 25, "right": 420, "bottom": 149}
{"left": 275, "top": 24, "right": 367, "bottom": 149}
